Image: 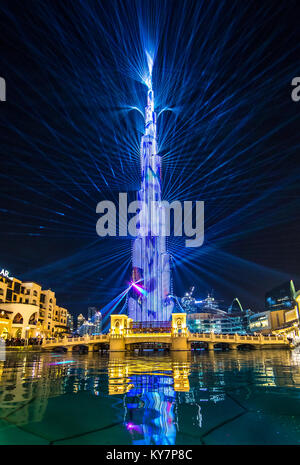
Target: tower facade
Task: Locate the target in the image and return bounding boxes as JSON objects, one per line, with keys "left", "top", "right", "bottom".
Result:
{"left": 128, "top": 86, "right": 174, "bottom": 323}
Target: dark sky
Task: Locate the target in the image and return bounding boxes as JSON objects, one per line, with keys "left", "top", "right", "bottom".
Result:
{"left": 0, "top": 0, "right": 300, "bottom": 317}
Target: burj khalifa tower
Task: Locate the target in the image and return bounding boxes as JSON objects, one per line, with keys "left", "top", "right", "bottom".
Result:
{"left": 128, "top": 73, "right": 174, "bottom": 323}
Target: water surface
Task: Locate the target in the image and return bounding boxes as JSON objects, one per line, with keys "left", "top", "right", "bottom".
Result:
{"left": 0, "top": 349, "right": 299, "bottom": 444}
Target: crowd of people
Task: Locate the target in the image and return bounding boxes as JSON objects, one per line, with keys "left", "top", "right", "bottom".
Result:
{"left": 4, "top": 337, "right": 43, "bottom": 346}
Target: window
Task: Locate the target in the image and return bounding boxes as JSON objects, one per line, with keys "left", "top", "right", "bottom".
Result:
{"left": 14, "top": 283, "right": 21, "bottom": 293}
{"left": 13, "top": 313, "right": 23, "bottom": 324}
{"left": 29, "top": 313, "right": 37, "bottom": 325}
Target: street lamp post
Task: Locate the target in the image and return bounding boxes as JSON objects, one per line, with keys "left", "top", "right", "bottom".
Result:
{"left": 25, "top": 326, "right": 30, "bottom": 347}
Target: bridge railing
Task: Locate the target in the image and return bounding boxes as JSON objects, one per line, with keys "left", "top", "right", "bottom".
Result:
{"left": 42, "top": 334, "right": 108, "bottom": 346}
{"left": 189, "top": 332, "right": 288, "bottom": 344}
{"left": 42, "top": 331, "right": 288, "bottom": 347}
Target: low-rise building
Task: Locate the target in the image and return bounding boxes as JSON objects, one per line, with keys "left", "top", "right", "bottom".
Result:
{"left": 0, "top": 267, "right": 71, "bottom": 340}
{"left": 249, "top": 281, "right": 300, "bottom": 339}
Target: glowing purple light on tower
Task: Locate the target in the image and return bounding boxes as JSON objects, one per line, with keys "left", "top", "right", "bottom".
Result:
{"left": 131, "top": 282, "right": 148, "bottom": 296}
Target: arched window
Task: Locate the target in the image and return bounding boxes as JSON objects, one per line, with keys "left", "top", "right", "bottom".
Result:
{"left": 13, "top": 313, "right": 23, "bottom": 324}
{"left": 29, "top": 313, "right": 37, "bottom": 325}
{"left": 177, "top": 319, "right": 182, "bottom": 334}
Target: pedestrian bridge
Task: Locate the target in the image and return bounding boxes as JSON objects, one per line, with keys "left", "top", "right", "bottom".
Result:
{"left": 42, "top": 313, "right": 292, "bottom": 352}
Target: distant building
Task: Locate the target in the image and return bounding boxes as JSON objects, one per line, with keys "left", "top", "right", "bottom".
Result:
{"left": 78, "top": 311, "right": 102, "bottom": 336}
{"left": 77, "top": 313, "right": 85, "bottom": 330}
{"left": 92, "top": 311, "right": 102, "bottom": 334}
{"left": 249, "top": 280, "right": 300, "bottom": 339}
{"left": 182, "top": 291, "right": 251, "bottom": 334}
{"left": 88, "top": 306, "right": 98, "bottom": 320}
{"left": 66, "top": 312, "right": 74, "bottom": 332}
{"left": 78, "top": 321, "right": 93, "bottom": 336}
{"left": 265, "top": 280, "right": 296, "bottom": 312}
{"left": 248, "top": 310, "right": 285, "bottom": 333}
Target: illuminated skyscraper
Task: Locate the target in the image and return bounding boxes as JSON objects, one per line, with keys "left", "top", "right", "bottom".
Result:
{"left": 77, "top": 313, "right": 85, "bottom": 330}
{"left": 128, "top": 81, "right": 174, "bottom": 323}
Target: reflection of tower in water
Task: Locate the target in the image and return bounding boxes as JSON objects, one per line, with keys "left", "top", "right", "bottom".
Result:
{"left": 108, "top": 353, "right": 191, "bottom": 445}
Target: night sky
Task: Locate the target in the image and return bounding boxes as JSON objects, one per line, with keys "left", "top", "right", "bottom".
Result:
{"left": 0, "top": 0, "right": 300, "bottom": 317}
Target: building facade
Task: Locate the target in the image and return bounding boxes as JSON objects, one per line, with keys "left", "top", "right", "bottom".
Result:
{"left": 77, "top": 313, "right": 86, "bottom": 330}
{"left": 183, "top": 292, "right": 250, "bottom": 334}
{"left": 187, "top": 312, "right": 250, "bottom": 334}
{"left": 77, "top": 311, "right": 102, "bottom": 336}
{"left": 248, "top": 281, "right": 300, "bottom": 339}
{"left": 0, "top": 268, "right": 71, "bottom": 339}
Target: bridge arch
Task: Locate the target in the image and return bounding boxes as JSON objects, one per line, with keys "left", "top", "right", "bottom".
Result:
{"left": 236, "top": 343, "right": 257, "bottom": 350}
{"left": 70, "top": 344, "right": 90, "bottom": 353}
{"left": 214, "top": 342, "right": 230, "bottom": 350}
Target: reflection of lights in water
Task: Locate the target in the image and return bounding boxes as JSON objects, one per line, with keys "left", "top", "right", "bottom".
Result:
{"left": 108, "top": 356, "right": 193, "bottom": 444}
{"left": 124, "top": 378, "right": 177, "bottom": 445}
{"left": 196, "top": 405, "right": 202, "bottom": 428}
{"left": 2, "top": 350, "right": 299, "bottom": 444}
{"left": 126, "top": 422, "right": 143, "bottom": 434}
{"left": 48, "top": 360, "right": 75, "bottom": 365}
